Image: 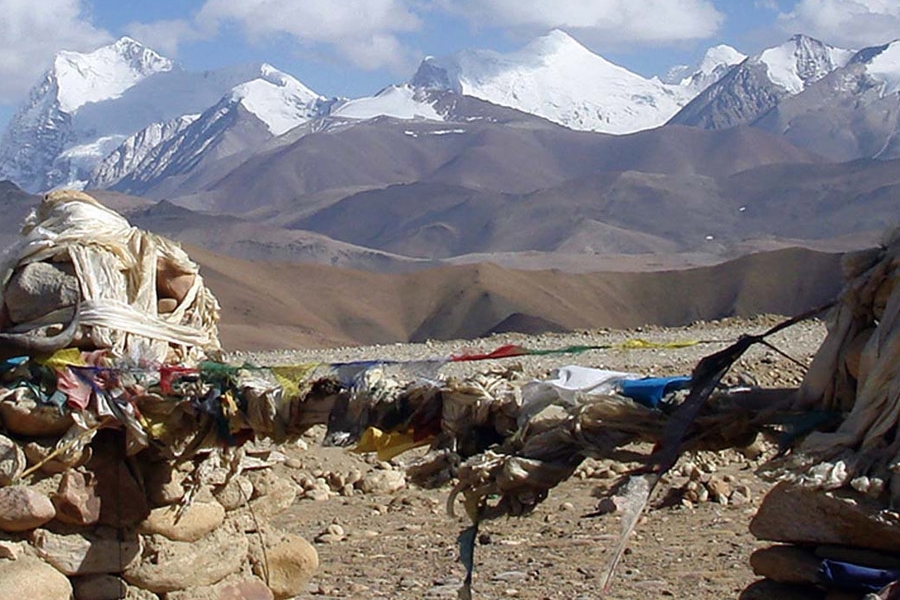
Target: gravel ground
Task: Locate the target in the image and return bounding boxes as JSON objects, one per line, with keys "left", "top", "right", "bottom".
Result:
{"left": 234, "top": 314, "right": 827, "bottom": 388}
{"left": 231, "top": 315, "right": 830, "bottom": 600}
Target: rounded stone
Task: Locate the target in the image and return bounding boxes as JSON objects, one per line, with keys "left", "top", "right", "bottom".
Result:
{"left": 0, "top": 556, "right": 73, "bottom": 600}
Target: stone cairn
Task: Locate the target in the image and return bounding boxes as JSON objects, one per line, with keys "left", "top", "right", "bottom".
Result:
{"left": 0, "top": 191, "right": 326, "bottom": 599}
{"left": 742, "top": 234, "right": 900, "bottom": 599}
{"left": 0, "top": 430, "right": 321, "bottom": 600}
{"left": 745, "top": 482, "right": 900, "bottom": 599}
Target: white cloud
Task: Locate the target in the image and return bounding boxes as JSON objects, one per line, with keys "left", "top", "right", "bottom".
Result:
{"left": 124, "top": 19, "right": 203, "bottom": 57}
{"left": 440, "top": 0, "right": 724, "bottom": 45}
{"left": 195, "top": 0, "right": 421, "bottom": 72}
{"left": 754, "top": 0, "right": 780, "bottom": 11}
{"left": 778, "top": 0, "right": 900, "bottom": 48}
{"left": 0, "top": 0, "right": 110, "bottom": 104}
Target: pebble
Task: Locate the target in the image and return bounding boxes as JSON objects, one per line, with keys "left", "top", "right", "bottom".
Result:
{"left": 304, "top": 488, "right": 331, "bottom": 502}
{"left": 492, "top": 571, "right": 528, "bottom": 582}
{"left": 315, "top": 523, "right": 346, "bottom": 544}
{"left": 594, "top": 497, "right": 618, "bottom": 515}
{"left": 592, "top": 468, "right": 615, "bottom": 480}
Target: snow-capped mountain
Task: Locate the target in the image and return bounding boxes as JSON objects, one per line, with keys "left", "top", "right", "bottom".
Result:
{"left": 752, "top": 40, "right": 900, "bottom": 160}
{"left": 54, "top": 37, "right": 174, "bottom": 113}
{"left": 864, "top": 40, "right": 900, "bottom": 96}
{"left": 0, "top": 37, "right": 172, "bottom": 192}
{"left": 677, "top": 45, "right": 747, "bottom": 94}
{"left": 90, "top": 114, "right": 198, "bottom": 188}
{"left": 228, "top": 64, "right": 327, "bottom": 135}
{"left": 88, "top": 64, "right": 334, "bottom": 194}
{"left": 669, "top": 34, "right": 853, "bottom": 129}
{"left": 409, "top": 30, "right": 740, "bottom": 135}
{"left": 0, "top": 38, "right": 331, "bottom": 192}
{"left": 330, "top": 84, "right": 444, "bottom": 122}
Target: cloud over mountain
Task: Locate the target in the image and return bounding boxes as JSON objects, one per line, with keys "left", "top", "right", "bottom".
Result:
{"left": 439, "top": 0, "right": 724, "bottom": 45}
{"left": 0, "top": 0, "right": 111, "bottom": 103}
{"left": 777, "top": 0, "right": 900, "bottom": 48}
{"left": 196, "top": 0, "right": 421, "bottom": 73}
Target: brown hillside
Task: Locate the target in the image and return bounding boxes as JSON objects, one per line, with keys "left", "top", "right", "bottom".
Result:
{"left": 189, "top": 245, "right": 845, "bottom": 351}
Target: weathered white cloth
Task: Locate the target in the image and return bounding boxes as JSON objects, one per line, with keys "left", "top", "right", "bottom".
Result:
{"left": 519, "top": 365, "right": 641, "bottom": 425}
{"left": 0, "top": 190, "right": 220, "bottom": 363}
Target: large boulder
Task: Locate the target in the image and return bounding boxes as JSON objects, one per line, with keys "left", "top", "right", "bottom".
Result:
{"left": 0, "top": 485, "right": 56, "bottom": 532}
{"left": 749, "top": 545, "right": 821, "bottom": 584}
{"left": 4, "top": 261, "right": 78, "bottom": 324}
{"left": 51, "top": 469, "right": 101, "bottom": 526}
{"left": 248, "top": 529, "right": 318, "bottom": 600}
{"left": 32, "top": 526, "right": 141, "bottom": 575}
{"left": 0, "top": 556, "right": 73, "bottom": 599}
{"left": 751, "top": 481, "right": 900, "bottom": 552}
{"left": 123, "top": 523, "right": 248, "bottom": 593}
{"left": 0, "top": 433, "right": 26, "bottom": 485}
{"left": 138, "top": 501, "right": 225, "bottom": 542}
{"left": 0, "top": 389, "right": 74, "bottom": 437}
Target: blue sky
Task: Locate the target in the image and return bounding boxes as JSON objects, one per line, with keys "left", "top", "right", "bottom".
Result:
{"left": 1, "top": 0, "right": 899, "bottom": 129}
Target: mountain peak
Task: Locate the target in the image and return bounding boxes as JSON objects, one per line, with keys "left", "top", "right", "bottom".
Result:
{"left": 699, "top": 45, "right": 746, "bottom": 74}
{"left": 52, "top": 37, "right": 174, "bottom": 113}
{"left": 524, "top": 29, "right": 590, "bottom": 56}
{"left": 864, "top": 40, "right": 900, "bottom": 96}
{"left": 111, "top": 36, "right": 145, "bottom": 51}
{"left": 409, "top": 30, "right": 693, "bottom": 134}
{"left": 226, "top": 64, "right": 326, "bottom": 135}
{"left": 787, "top": 33, "right": 820, "bottom": 45}
{"left": 757, "top": 34, "right": 853, "bottom": 94}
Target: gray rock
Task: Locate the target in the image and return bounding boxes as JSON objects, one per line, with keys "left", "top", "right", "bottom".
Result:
{"left": 0, "top": 485, "right": 56, "bottom": 532}
{"left": 314, "top": 523, "right": 345, "bottom": 544}
{"left": 303, "top": 487, "right": 330, "bottom": 502}
{"left": 124, "top": 584, "right": 159, "bottom": 599}
{"left": 357, "top": 470, "right": 406, "bottom": 495}
{"left": 0, "top": 556, "right": 73, "bottom": 600}
{"left": 751, "top": 481, "right": 900, "bottom": 552}
{"left": 72, "top": 573, "right": 127, "bottom": 600}
{"left": 137, "top": 501, "right": 225, "bottom": 542}
{"left": 32, "top": 526, "right": 141, "bottom": 575}
{"left": 247, "top": 472, "right": 297, "bottom": 518}
{"left": 52, "top": 469, "right": 101, "bottom": 526}
{"left": 123, "top": 523, "right": 248, "bottom": 593}
{"left": 0, "top": 434, "right": 25, "bottom": 485}
{"left": 214, "top": 475, "right": 253, "bottom": 511}
{"left": 140, "top": 459, "right": 186, "bottom": 506}
{"left": 750, "top": 545, "right": 821, "bottom": 584}
{"left": 248, "top": 530, "right": 318, "bottom": 600}
{"left": 0, "top": 389, "right": 74, "bottom": 437}
{"left": 164, "top": 574, "right": 274, "bottom": 600}
{"left": 5, "top": 261, "right": 78, "bottom": 324}
{"left": 24, "top": 438, "right": 91, "bottom": 474}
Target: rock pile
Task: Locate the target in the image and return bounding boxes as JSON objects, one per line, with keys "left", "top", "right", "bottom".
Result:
{"left": 741, "top": 234, "right": 900, "bottom": 599}
{"left": 0, "top": 427, "right": 320, "bottom": 600}
{"left": 0, "top": 191, "right": 324, "bottom": 598}
{"left": 745, "top": 482, "right": 900, "bottom": 598}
